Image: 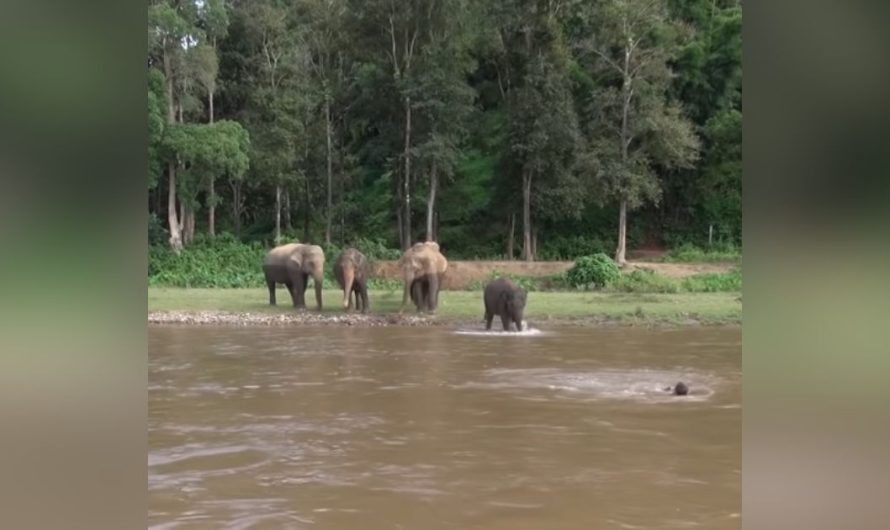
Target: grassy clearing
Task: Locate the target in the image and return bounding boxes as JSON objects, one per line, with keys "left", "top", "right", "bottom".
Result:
{"left": 149, "top": 287, "right": 742, "bottom": 325}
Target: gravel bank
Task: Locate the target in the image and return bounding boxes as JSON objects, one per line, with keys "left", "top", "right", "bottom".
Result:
{"left": 148, "top": 310, "right": 456, "bottom": 327}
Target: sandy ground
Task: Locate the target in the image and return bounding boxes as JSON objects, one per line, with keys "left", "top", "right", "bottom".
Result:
{"left": 372, "top": 260, "right": 735, "bottom": 289}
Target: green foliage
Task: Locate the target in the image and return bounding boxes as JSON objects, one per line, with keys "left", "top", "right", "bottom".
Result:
{"left": 147, "top": 0, "right": 742, "bottom": 261}
{"left": 609, "top": 270, "right": 681, "bottom": 294}
{"left": 566, "top": 254, "right": 621, "bottom": 289}
{"left": 538, "top": 236, "right": 608, "bottom": 260}
{"left": 662, "top": 243, "right": 741, "bottom": 263}
{"left": 148, "top": 213, "right": 169, "bottom": 246}
{"left": 681, "top": 269, "right": 742, "bottom": 292}
{"left": 608, "top": 268, "right": 741, "bottom": 293}
{"left": 149, "top": 235, "right": 266, "bottom": 288}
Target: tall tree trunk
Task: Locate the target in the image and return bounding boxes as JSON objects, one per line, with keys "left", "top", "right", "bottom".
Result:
{"left": 167, "top": 163, "right": 183, "bottom": 252}
{"left": 303, "top": 177, "right": 311, "bottom": 243}
{"left": 402, "top": 95, "right": 412, "bottom": 249}
{"left": 522, "top": 169, "right": 533, "bottom": 262}
{"left": 162, "top": 43, "right": 182, "bottom": 253}
{"left": 285, "top": 191, "right": 292, "bottom": 231}
{"left": 531, "top": 229, "right": 537, "bottom": 261}
{"left": 324, "top": 95, "right": 333, "bottom": 244}
{"left": 507, "top": 212, "right": 515, "bottom": 260}
{"left": 396, "top": 200, "right": 405, "bottom": 250}
{"left": 615, "top": 198, "right": 627, "bottom": 265}
{"left": 274, "top": 184, "right": 282, "bottom": 244}
{"left": 179, "top": 201, "right": 187, "bottom": 245}
{"left": 207, "top": 89, "right": 216, "bottom": 237}
{"left": 426, "top": 162, "right": 437, "bottom": 242}
{"left": 616, "top": 33, "right": 632, "bottom": 266}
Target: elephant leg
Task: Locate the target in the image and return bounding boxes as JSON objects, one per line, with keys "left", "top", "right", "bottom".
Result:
{"left": 427, "top": 273, "right": 440, "bottom": 312}
{"left": 500, "top": 314, "right": 511, "bottom": 331}
{"left": 485, "top": 310, "right": 493, "bottom": 330}
{"left": 400, "top": 273, "right": 414, "bottom": 313}
{"left": 290, "top": 273, "right": 305, "bottom": 308}
{"left": 360, "top": 284, "right": 369, "bottom": 314}
{"left": 514, "top": 315, "right": 523, "bottom": 331}
{"left": 411, "top": 279, "right": 425, "bottom": 312}
{"left": 267, "top": 277, "right": 277, "bottom": 306}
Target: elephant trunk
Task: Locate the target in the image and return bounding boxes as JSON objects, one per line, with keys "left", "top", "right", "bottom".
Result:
{"left": 314, "top": 273, "right": 324, "bottom": 310}
{"left": 342, "top": 266, "right": 355, "bottom": 309}
{"left": 428, "top": 273, "right": 440, "bottom": 312}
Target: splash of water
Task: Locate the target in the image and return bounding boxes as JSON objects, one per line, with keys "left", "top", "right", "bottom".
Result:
{"left": 453, "top": 322, "right": 543, "bottom": 337}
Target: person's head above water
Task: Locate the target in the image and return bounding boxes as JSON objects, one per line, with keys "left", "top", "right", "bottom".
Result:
{"left": 673, "top": 382, "right": 689, "bottom": 396}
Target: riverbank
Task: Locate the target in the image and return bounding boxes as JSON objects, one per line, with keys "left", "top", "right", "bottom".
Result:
{"left": 148, "top": 288, "right": 741, "bottom": 326}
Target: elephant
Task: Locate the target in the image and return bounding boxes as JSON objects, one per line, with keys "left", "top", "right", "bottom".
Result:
{"left": 262, "top": 243, "right": 325, "bottom": 310}
{"left": 483, "top": 278, "right": 527, "bottom": 332}
{"left": 665, "top": 382, "right": 689, "bottom": 396}
{"left": 398, "top": 241, "right": 448, "bottom": 312}
{"left": 333, "top": 248, "right": 370, "bottom": 313}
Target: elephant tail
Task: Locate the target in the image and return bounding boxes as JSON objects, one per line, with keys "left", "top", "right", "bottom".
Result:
{"left": 342, "top": 266, "right": 354, "bottom": 309}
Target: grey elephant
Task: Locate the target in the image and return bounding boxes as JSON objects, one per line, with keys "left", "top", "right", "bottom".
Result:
{"left": 262, "top": 243, "right": 325, "bottom": 310}
{"left": 333, "top": 248, "right": 370, "bottom": 313}
{"left": 483, "top": 278, "right": 527, "bottom": 331}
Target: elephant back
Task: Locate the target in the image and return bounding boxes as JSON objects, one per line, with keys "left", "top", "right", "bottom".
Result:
{"left": 264, "top": 243, "right": 303, "bottom": 266}
{"left": 337, "top": 248, "right": 368, "bottom": 273}
{"left": 399, "top": 242, "right": 447, "bottom": 274}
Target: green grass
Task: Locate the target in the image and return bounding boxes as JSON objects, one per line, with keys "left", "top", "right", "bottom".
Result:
{"left": 148, "top": 287, "right": 742, "bottom": 324}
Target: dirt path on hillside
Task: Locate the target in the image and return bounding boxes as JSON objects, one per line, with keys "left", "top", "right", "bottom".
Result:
{"left": 371, "top": 260, "right": 736, "bottom": 289}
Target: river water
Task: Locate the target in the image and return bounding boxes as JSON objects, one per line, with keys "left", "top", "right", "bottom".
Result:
{"left": 149, "top": 325, "right": 740, "bottom": 529}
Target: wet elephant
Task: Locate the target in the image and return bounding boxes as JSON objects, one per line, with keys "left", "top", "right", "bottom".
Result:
{"left": 333, "top": 248, "right": 370, "bottom": 313}
{"left": 262, "top": 243, "right": 325, "bottom": 310}
{"left": 483, "top": 278, "right": 527, "bottom": 331}
{"left": 398, "top": 241, "right": 448, "bottom": 313}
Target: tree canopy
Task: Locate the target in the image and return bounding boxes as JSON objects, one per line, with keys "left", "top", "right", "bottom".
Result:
{"left": 148, "top": 0, "right": 742, "bottom": 259}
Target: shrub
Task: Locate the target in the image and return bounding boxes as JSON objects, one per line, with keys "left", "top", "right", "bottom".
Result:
{"left": 148, "top": 213, "right": 168, "bottom": 247}
{"left": 538, "top": 235, "right": 608, "bottom": 260}
{"left": 609, "top": 270, "right": 681, "bottom": 293}
{"left": 681, "top": 269, "right": 742, "bottom": 292}
{"left": 566, "top": 253, "right": 621, "bottom": 289}
{"left": 663, "top": 243, "right": 741, "bottom": 263}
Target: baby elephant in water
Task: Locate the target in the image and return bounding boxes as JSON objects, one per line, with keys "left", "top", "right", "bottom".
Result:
{"left": 665, "top": 382, "right": 689, "bottom": 396}
{"left": 483, "top": 278, "right": 528, "bottom": 332}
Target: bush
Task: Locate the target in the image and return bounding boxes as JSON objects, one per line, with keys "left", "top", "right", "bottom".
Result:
{"left": 538, "top": 235, "right": 608, "bottom": 260}
{"left": 681, "top": 269, "right": 742, "bottom": 292}
{"left": 149, "top": 236, "right": 267, "bottom": 288}
{"left": 608, "top": 270, "right": 681, "bottom": 293}
{"left": 566, "top": 253, "right": 621, "bottom": 289}
{"left": 148, "top": 213, "right": 168, "bottom": 247}
{"left": 663, "top": 243, "right": 741, "bottom": 263}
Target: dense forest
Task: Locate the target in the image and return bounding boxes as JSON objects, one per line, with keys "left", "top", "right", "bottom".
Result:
{"left": 148, "top": 0, "right": 741, "bottom": 262}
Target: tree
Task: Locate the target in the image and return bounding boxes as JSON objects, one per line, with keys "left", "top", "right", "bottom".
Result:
{"left": 298, "top": 0, "right": 350, "bottom": 244}
{"left": 148, "top": 0, "right": 197, "bottom": 253}
{"left": 194, "top": 0, "right": 230, "bottom": 236}
{"left": 162, "top": 122, "right": 251, "bottom": 223}
{"left": 410, "top": 0, "right": 476, "bottom": 242}
{"left": 498, "top": 1, "right": 583, "bottom": 261}
{"left": 581, "top": 0, "right": 699, "bottom": 265}
{"left": 239, "top": 0, "right": 308, "bottom": 243}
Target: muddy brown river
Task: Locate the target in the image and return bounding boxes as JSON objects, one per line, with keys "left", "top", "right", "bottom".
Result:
{"left": 149, "top": 325, "right": 740, "bottom": 529}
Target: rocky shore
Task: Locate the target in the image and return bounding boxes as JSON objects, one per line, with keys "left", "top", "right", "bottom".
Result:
{"left": 148, "top": 310, "right": 455, "bottom": 327}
